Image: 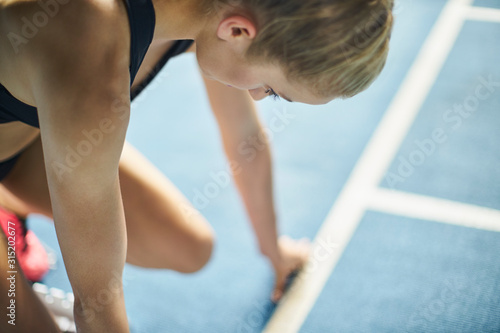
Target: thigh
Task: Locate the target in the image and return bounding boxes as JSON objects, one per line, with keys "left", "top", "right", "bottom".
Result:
{"left": 1, "top": 136, "right": 52, "bottom": 217}
{"left": 119, "top": 143, "right": 214, "bottom": 272}
{"left": 1, "top": 138, "right": 214, "bottom": 272}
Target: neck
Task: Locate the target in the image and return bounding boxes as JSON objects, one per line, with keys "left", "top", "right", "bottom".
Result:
{"left": 151, "top": 0, "right": 210, "bottom": 40}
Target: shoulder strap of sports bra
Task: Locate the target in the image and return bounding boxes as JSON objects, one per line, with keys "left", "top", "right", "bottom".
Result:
{"left": 130, "top": 40, "right": 194, "bottom": 100}
{"left": 122, "top": 0, "right": 156, "bottom": 86}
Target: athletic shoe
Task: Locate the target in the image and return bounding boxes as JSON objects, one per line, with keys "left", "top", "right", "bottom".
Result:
{"left": 0, "top": 207, "right": 49, "bottom": 282}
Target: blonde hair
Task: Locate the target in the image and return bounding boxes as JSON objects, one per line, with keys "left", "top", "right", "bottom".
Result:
{"left": 205, "top": 0, "right": 394, "bottom": 99}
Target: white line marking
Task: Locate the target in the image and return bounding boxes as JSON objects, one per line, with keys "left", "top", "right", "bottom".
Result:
{"left": 466, "top": 6, "right": 500, "bottom": 22}
{"left": 263, "top": 1, "right": 473, "bottom": 332}
{"left": 367, "top": 189, "right": 500, "bottom": 232}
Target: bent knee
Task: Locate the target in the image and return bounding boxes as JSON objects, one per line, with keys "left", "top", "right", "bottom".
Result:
{"left": 181, "top": 229, "right": 215, "bottom": 274}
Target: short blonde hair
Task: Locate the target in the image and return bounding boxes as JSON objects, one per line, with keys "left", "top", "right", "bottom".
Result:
{"left": 206, "top": 0, "right": 394, "bottom": 99}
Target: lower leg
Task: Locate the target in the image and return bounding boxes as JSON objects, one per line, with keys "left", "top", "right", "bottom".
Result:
{"left": 0, "top": 228, "right": 60, "bottom": 332}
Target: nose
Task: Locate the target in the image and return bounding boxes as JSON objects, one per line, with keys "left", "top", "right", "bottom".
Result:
{"left": 248, "top": 88, "right": 267, "bottom": 101}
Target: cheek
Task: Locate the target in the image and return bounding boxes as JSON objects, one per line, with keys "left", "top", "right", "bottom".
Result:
{"left": 196, "top": 46, "right": 258, "bottom": 88}
{"left": 227, "top": 68, "right": 253, "bottom": 87}
{"left": 223, "top": 63, "right": 262, "bottom": 90}
{"left": 248, "top": 88, "right": 267, "bottom": 101}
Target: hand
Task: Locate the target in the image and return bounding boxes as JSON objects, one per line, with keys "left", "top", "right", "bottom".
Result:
{"left": 270, "top": 235, "right": 310, "bottom": 303}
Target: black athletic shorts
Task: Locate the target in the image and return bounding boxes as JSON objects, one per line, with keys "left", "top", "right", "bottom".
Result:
{"left": 0, "top": 154, "right": 20, "bottom": 182}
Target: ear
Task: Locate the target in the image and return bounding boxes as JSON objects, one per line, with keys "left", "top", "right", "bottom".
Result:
{"left": 216, "top": 15, "right": 257, "bottom": 46}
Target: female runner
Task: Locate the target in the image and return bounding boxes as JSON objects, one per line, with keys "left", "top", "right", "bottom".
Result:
{"left": 0, "top": 0, "right": 393, "bottom": 331}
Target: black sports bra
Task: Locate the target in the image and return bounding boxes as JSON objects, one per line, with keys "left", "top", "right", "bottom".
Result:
{"left": 0, "top": 0, "right": 193, "bottom": 128}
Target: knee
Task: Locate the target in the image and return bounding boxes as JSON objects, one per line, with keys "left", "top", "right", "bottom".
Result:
{"left": 182, "top": 229, "right": 215, "bottom": 274}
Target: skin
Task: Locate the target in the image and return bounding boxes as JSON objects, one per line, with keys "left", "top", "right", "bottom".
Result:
{"left": 0, "top": 0, "right": 329, "bottom": 331}
{"left": 195, "top": 14, "right": 332, "bottom": 105}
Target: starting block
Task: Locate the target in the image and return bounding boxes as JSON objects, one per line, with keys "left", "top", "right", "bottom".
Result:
{"left": 32, "top": 282, "right": 76, "bottom": 333}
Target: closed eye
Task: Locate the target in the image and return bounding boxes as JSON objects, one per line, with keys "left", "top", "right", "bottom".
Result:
{"left": 265, "top": 88, "right": 281, "bottom": 101}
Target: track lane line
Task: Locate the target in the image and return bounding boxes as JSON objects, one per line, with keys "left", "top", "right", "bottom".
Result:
{"left": 367, "top": 188, "right": 500, "bottom": 232}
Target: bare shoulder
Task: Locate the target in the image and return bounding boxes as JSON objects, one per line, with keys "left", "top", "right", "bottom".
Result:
{"left": 1, "top": 0, "right": 129, "bottom": 53}
{"left": 31, "top": 0, "right": 130, "bottom": 76}
{"left": 0, "top": 0, "right": 130, "bottom": 99}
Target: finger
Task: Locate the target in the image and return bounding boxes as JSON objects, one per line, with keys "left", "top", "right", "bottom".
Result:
{"left": 279, "top": 234, "right": 293, "bottom": 245}
{"left": 280, "top": 234, "right": 292, "bottom": 240}
{"left": 298, "top": 237, "right": 310, "bottom": 244}
{"left": 293, "top": 242, "right": 310, "bottom": 264}
{"left": 292, "top": 257, "right": 307, "bottom": 272}
{"left": 272, "top": 274, "right": 287, "bottom": 303}
{"left": 300, "top": 243, "right": 311, "bottom": 259}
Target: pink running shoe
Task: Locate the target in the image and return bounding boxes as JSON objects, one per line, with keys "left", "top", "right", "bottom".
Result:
{"left": 0, "top": 207, "right": 49, "bottom": 282}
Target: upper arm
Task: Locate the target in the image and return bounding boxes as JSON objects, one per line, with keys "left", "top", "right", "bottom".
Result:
{"left": 31, "top": 0, "right": 131, "bottom": 187}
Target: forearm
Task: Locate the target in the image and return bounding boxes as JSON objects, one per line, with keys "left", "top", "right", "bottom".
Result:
{"left": 229, "top": 142, "right": 281, "bottom": 262}
{"left": 49, "top": 177, "right": 129, "bottom": 332}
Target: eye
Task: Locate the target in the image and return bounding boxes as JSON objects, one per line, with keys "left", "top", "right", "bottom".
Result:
{"left": 265, "top": 88, "right": 281, "bottom": 101}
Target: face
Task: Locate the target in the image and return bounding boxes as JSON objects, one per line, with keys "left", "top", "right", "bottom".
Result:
{"left": 195, "top": 15, "right": 332, "bottom": 105}
{"left": 199, "top": 56, "right": 331, "bottom": 105}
